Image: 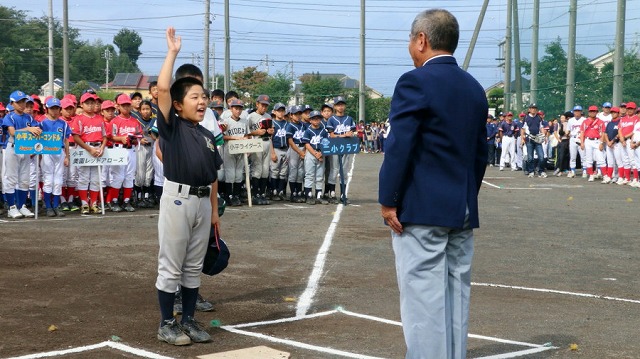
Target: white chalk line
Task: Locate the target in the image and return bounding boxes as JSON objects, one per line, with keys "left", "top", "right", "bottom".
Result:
{"left": 228, "top": 309, "right": 338, "bottom": 329}
{"left": 474, "top": 346, "right": 557, "bottom": 359}
{"left": 295, "top": 157, "right": 356, "bottom": 317}
{"left": 482, "top": 180, "right": 501, "bottom": 189}
{"left": 222, "top": 326, "right": 386, "bottom": 359}
{"left": 4, "top": 341, "right": 174, "bottom": 359}
{"left": 337, "top": 309, "right": 549, "bottom": 349}
{"left": 472, "top": 282, "right": 640, "bottom": 304}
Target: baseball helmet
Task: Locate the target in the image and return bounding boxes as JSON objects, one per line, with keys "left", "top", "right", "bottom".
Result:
{"left": 201, "top": 226, "right": 230, "bottom": 276}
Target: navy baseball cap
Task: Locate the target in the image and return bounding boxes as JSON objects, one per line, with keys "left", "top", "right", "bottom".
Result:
{"left": 309, "top": 110, "right": 322, "bottom": 119}
{"left": 46, "top": 97, "right": 61, "bottom": 108}
{"left": 572, "top": 105, "right": 583, "bottom": 111}
{"left": 333, "top": 96, "right": 346, "bottom": 104}
{"left": 9, "top": 90, "right": 30, "bottom": 103}
{"left": 528, "top": 103, "right": 538, "bottom": 108}
{"left": 292, "top": 105, "right": 303, "bottom": 114}
{"left": 602, "top": 102, "right": 612, "bottom": 108}
{"left": 302, "top": 104, "right": 313, "bottom": 112}
{"left": 273, "top": 102, "right": 286, "bottom": 111}
{"left": 321, "top": 103, "right": 334, "bottom": 110}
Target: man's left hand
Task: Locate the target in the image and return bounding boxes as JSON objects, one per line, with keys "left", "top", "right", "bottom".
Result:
{"left": 381, "top": 205, "right": 403, "bottom": 234}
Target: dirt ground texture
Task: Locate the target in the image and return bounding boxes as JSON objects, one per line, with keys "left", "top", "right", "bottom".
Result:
{"left": 1, "top": 154, "right": 639, "bottom": 358}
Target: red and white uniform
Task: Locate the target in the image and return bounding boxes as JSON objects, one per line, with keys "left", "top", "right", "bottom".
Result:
{"left": 101, "top": 118, "right": 116, "bottom": 190}
{"left": 71, "top": 113, "right": 105, "bottom": 198}
{"left": 110, "top": 115, "right": 142, "bottom": 190}
{"left": 580, "top": 117, "right": 605, "bottom": 175}
{"left": 618, "top": 114, "right": 637, "bottom": 171}
{"left": 62, "top": 115, "right": 78, "bottom": 203}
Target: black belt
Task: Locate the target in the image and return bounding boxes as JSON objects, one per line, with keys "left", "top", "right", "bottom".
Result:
{"left": 179, "top": 184, "right": 210, "bottom": 198}
{"left": 586, "top": 137, "right": 599, "bottom": 140}
{"left": 142, "top": 143, "right": 152, "bottom": 146}
{"left": 296, "top": 143, "right": 305, "bottom": 147}
{"left": 261, "top": 137, "right": 270, "bottom": 141}
{"left": 275, "top": 146, "right": 288, "bottom": 149}
{"left": 86, "top": 142, "right": 102, "bottom": 146}
{"left": 504, "top": 135, "right": 514, "bottom": 137}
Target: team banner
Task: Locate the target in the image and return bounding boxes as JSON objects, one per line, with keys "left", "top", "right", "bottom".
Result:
{"left": 13, "top": 131, "right": 64, "bottom": 155}
{"left": 321, "top": 137, "right": 360, "bottom": 155}
{"left": 70, "top": 147, "right": 129, "bottom": 166}
{"left": 227, "top": 139, "right": 264, "bottom": 154}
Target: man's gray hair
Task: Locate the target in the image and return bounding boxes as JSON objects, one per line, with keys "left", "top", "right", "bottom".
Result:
{"left": 411, "top": 9, "right": 459, "bottom": 54}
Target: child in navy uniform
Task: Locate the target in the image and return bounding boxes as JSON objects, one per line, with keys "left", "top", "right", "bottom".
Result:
{"left": 302, "top": 111, "right": 329, "bottom": 204}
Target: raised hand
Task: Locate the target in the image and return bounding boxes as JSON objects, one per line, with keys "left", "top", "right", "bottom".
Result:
{"left": 166, "top": 27, "right": 182, "bottom": 54}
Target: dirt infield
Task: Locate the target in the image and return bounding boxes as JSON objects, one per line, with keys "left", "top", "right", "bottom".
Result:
{"left": 1, "top": 154, "right": 639, "bottom": 358}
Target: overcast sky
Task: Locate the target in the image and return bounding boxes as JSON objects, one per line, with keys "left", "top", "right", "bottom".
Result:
{"left": 6, "top": 0, "right": 640, "bottom": 96}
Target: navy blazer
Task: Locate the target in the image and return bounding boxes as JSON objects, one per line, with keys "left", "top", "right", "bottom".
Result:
{"left": 379, "top": 56, "right": 488, "bottom": 229}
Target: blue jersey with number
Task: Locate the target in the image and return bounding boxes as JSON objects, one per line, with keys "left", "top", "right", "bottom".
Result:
{"left": 286, "top": 121, "right": 305, "bottom": 145}
{"left": 302, "top": 126, "right": 328, "bottom": 150}
{"left": 326, "top": 115, "right": 356, "bottom": 135}
{"left": 271, "top": 119, "right": 288, "bottom": 148}
{"left": 41, "top": 118, "right": 72, "bottom": 145}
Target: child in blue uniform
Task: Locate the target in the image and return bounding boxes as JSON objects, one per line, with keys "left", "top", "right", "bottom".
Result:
{"left": 302, "top": 111, "right": 329, "bottom": 204}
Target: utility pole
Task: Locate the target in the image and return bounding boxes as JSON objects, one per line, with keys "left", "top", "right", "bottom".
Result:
{"left": 566, "top": 0, "right": 577, "bottom": 110}
{"left": 513, "top": 0, "right": 523, "bottom": 111}
{"left": 359, "top": 0, "right": 366, "bottom": 124}
{"left": 530, "top": 0, "right": 540, "bottom": 104}
{"left": 504, "top": 0, "right": 512, "bottom": 111}
{"left": 212, "top": 42, "right": 216, "bottom": 90}
{"left": 613, "top": 0, "right": 625, "bottom": 105}
{"left": 48, "top": 0, "right": 54, "bottom": 97}
{"left": 63, "top": 0, "right": 69, "bottom": 94}
{"left": 463, "top": 0, "right": 489, "bottom": 71}
{"left": 263, "top": 55, "right": 271, "bottom": 75}
{"left": 103, "top": 49, "right": 112, "bottom": 90}
{"left": 224, "top": 0, "right": 230, "bottom": 95}
{"left": 204, "top": 0, "right": 210, "bottom": 90}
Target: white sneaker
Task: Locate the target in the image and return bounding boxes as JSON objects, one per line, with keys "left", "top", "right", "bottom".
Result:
{"left": 601, "top": 176, "right": 611, "bottom": 184}
{"left": 631, "top": 179, "right": 640, "bottom": 188}
{"left": 567, "top": 172, "right": 576, "bottom": 178}
{"left": 582, "top": 172, "right": 588, "bottom": 179}
{"left": 528, "top": 173, "right": 534, "bottom": 178}
{"left": 595, "top": 173, "right": 603, "bottom": 179}
{"left": 588, "top": 175, "right": 595, "bottom": 182}
{"left": 499, "top": 167, "right": 504, "bottom": 171}
{"left": 540, "top": 172, "right": 548, "bottom": 178}
{"left": 7, "top": 205, "right": 24, "bottom": 219}
{"left": 616, "top": 177, "right": 625, "bottom": 185}
{"left": 19, "top": 205, "right": 35, "bottom": 218}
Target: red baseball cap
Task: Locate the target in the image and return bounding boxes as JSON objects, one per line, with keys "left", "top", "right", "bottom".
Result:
{"left": 80, "top": 92, "right": 98, "bottom": 103}
{"left": 0, "top": 102, "right": 5, "bottom": 111}
{"left": 60, "top": 98, "right": 76, "bottom": 109}
{"left": 626, "top": 101, "right": 637, "bottom": 109}
{"left": 537, "top": 110, "right": 545, "bottom": 116}
{"left": 588, "top": 105, "right": 598, "bottom": 112}
{"left": 611, "top": 107, "right": 620, "bottom": 113}
{"left": 506, "top": 112, "right": 514, "bottom": 116}
{"left": 116, "top": 95, "right": 132, "bottom": 105}
{"left": 101, "top": 100, "right": 116, "bottom": 110}
{"left": 63, "top": 94, "right": 78, "bottom": 105}
{"left": 518, "top": 112, "right": 525, "bottom": 118}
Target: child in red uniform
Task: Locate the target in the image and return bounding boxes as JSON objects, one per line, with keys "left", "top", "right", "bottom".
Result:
{"left": 60, "top": 98, "right": 79, "bottom": 211}
{"left": 110, "top": 95, "right": 143, "bottom": 212}
{"left": 100, "top": 100, "right": 117, "bottom": 209}
{"left": 71, "top": 92, "right": 106, "bottom": 214}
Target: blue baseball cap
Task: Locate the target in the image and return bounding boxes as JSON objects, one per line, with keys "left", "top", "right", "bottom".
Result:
{"left": 273, "top": 102, "right": 286, "bottom": 111}
{"left": 9, "top": 90, "right": 30, "bottom": 103}
{"left": 6, "top": 104, "right": 14, "bottom": 112}
{"left": 308, "top": 110, "right": 322, "bottom": 119}
{"left": 602, "top": 102, "right": 612, "bottom": 108}
{"left": 321, "top": 103, "right": 334, "bottom": 110}
{"left": 302, "top": 104, "right": 313, "bottom": 112}
{"left": 333, "top": 96, "right": 346, "bottom": 104}
{"left": 45, "top": 97, "right": 61, "bottom": 108}
{"left": 572, "top": 105, "right": 583, "bottom": 111}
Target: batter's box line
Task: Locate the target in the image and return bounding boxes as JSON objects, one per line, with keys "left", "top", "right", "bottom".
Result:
{"left": 220, "top": 308, "right": 558, "bottom": 359}
{"left": 5, "top": 341, "right": 174, "bottom": 359}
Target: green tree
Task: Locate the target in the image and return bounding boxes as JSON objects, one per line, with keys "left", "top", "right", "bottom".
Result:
{"left": 487, "top": 87, "right": 504, "bottom": 114}
{"left": 113, "top": 28, "right": 142, "bottom": 66}
{"left": 17, "top": 71, "right": 39, "bottom": 95}
{"left": 596, "top": 51, "right": 640, "bottom": 104}
{"left": 300, "top": 73, "right": 344, "bottom": 110}
{"left": 231, "top": 66, "right": 268, "bottom": 103}
{"left": 365, "top": 97, "right": 391, "bottom": 123}
{"left": 254, "top": 72, "right": 293, "bottom": 108}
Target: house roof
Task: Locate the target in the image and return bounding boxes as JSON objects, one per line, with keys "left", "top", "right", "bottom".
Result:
{"left": 106, "top": 73, "right": 158, "bottom": 89}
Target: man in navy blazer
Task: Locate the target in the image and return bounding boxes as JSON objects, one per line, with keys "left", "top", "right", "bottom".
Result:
{"left": 379, "top": 9, "right": 488, "bottom": 359}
